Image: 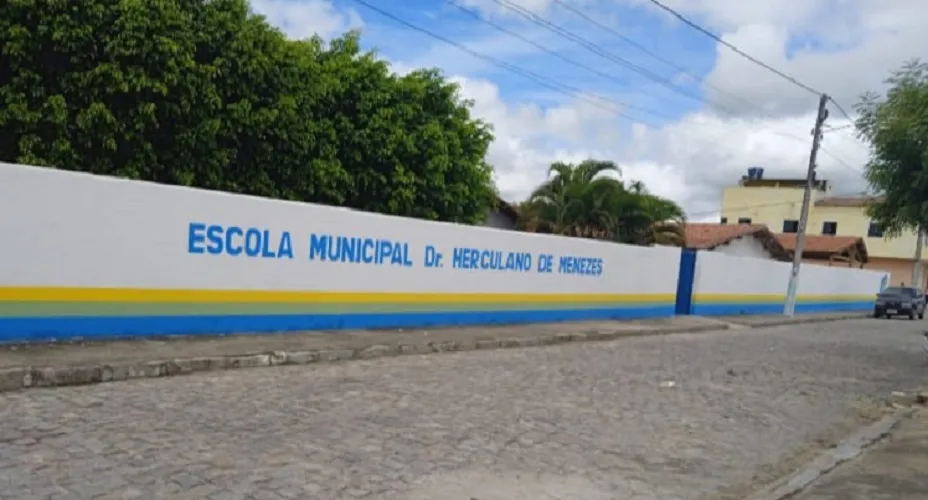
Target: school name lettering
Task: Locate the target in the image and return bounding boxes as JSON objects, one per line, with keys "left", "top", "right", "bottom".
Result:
{"left": 186, "top": 223, "right": 604, "bottom": 276}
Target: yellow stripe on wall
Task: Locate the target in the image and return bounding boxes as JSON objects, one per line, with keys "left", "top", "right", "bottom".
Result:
{"left": 0, "top": 287, "right": 676, "bottom": 305}
{"left": 693, "top": 293, "right": 876, "bottom": 304}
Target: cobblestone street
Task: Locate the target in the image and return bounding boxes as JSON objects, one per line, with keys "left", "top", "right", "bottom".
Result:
{"left": 1, "top": 318, "right": 925, "bottom": 500}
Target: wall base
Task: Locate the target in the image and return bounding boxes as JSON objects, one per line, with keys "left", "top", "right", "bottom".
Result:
{"left": 0, "top": 305, "right": 676, "bottom": 343}
{"left": 692, "top": 301, "right": 873, "bottom": 316}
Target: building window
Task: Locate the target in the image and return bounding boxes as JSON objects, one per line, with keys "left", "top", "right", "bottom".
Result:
{"left": 782, "top": 220, "right": 799, "bottom": 233}
{"left": 822, "top": 221, "right": 838, "bottom": 235}
{"left": 737, "top": 217, "right": 752, "bottom": 224}
{"left": 867, "top": 221, "right": 883, "bottom": 238}
{"left": 720, "top": 217, "right": 728, "bottom": 224}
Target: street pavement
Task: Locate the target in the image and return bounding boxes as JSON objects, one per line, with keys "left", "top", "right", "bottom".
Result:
{"left": 1, "top": 317, "right": 926, "bottom": 500}
{"left": 794, "top": 408, "right": 928, "bottom": 500}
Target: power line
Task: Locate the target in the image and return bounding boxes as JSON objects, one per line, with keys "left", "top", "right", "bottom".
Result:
{"left": 443, "top": 0, "right": 678, "bottom": 122}
{"left": 485, "top": 0, "right": 741, "bottom": 115}
{"left": 348, "top": 0, "right": 662, "bottom": 126}
{"left": 549, "top": 0, "right": 766, "bottom": 116}
{"left": 352, "top": 0, "right": 866, "bottom": 201}
{"left": 827, "top": 97, "right": 855, "bottom": 122}
{"left": 818, "top": 145, "right": 863, "bottom": 174}
{"left": 644, "top": 0, "right": 822, "bottom": 96}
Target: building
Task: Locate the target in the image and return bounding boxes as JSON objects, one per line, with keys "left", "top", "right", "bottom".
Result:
{"left": 684, "top": 223, "right": 791, "bottom": 261}
{"left": 774, "top": 233, "right": 869, "bottom": 268}
{"left": 720, "top": 167, "right": 924, "bottom": 286}
{"left": 483, "top": 196, "right": 519, "bottom": 230}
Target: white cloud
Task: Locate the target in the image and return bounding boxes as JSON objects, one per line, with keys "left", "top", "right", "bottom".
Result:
{"left": 439, "top": 0, "right": 920, "bottom": 220}
{"left": 254, "top": 0, "right": 918, "bottom": 223}
{"left": 457, "top": 72, "right": 870, "bottom": 219}
{"left": 250, "top": 0, "right": 362, "bottom": 40}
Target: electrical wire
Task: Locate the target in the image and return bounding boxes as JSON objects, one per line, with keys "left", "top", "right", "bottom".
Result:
{"left": 827, "top": 97, "right": 856, "bottom": 123}
{"left": 478, "top": 0, "right": 862, "bottom": 168}
{"left": 548, "top": 0, "right": 765, "bottom": 115}
{"left": 348, "top": 0, "right": 664, "bottom": 126}
{"left": 483, "top": 0, "right": 741, "bottom": 115}
{"left": 644, "top": 0, "right": 823, "bottom": 96}
{"left": 351, "top": 0, "right": 867, "bottom": 199}
{"left": 443, "top": 0, "right": 679, "bottom": 122}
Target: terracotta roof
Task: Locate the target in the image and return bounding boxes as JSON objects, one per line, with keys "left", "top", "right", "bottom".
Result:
{"left": 684, "top": 223, "right": 792, "bottom": 261}
{"left": 774, "top": 234, "right": 869, "bottom": 262}
{"left": 814, "top": 195, "right": 882, "bottom": 207}
{"left": 685, "top": 223, "right": 766, "bottom": 249}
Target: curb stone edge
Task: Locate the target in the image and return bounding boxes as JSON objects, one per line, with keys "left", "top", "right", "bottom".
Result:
{"left": 0, "top": 313, "right": 866, "bottom": 393}
{"left": 745, "top": 409, "right": 912, "bottom": 500}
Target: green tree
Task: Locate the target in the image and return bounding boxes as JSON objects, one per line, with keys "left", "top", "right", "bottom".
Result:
{"left": 308, "top": 34, "right": 496, "bottom": 223}
{"left": 855, "top": 59, "right": 928, "bottom": 235}
{"left": 518, "top": 159, "right": 686, "bottom": 246}
{"left": 0, "top": 0, "right": 495, "bottom": 224}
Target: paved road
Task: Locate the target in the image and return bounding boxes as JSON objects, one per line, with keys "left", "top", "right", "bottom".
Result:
{"left": 1, "top": 318, "right": 926, "bottom": 500}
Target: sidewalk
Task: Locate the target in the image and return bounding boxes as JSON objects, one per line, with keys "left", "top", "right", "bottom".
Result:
{"left": 0, "top": 311, "right": 865, "bottom": 392}
{"left": 794, "top": 407, "right": 928, "bottom": 499}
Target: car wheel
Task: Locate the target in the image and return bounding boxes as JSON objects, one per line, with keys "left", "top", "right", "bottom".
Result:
{"left": 885, "top": 314, "right": 893, "bottom": 319}
{"left": 874, "top": 311, "right": 882, "bottom": 318}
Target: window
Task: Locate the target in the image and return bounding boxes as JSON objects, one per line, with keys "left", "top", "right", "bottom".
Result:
{"left": 782, "top": 220, "right": 799, "bottom": 233}
{"left": 867, "top": 221, "right": 883, "bottom": 238}
{"left": 737, "top": 217, "right": 752, "bottom": 224}
{"left": 720, "top": 217, "right": 728, "bottom": 224}
{"left": 822, "top": 221, "right": 838, "bottom": 235}
{"left": 884, "top": 287, "right": 917, "bottom": 297}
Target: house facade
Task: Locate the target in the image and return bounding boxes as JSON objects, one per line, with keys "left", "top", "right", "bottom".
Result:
{"left": 720, "top": 168, "right": 924, "bottom": 286}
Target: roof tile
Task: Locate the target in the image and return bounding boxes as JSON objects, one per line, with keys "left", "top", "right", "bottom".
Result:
{"left": 774, "top": 233, "right": 864, "bottom": 254}
{"left": 684, "top": 223, "right": 768, "bottom": 249}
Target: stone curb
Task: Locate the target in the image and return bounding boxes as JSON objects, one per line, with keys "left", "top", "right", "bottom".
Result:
{"left": 0, "top": 315, "right": 864, "bottom": 393}
{"left": 739, "top": 312, "right": 867, "bottom": 328}
{"left": 746, "top": 409, "right": 912, "bottom": 500}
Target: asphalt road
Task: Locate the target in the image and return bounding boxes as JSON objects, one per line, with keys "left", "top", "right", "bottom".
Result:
{"left": 1, "top": 318, "right": 926, "bottom": 500}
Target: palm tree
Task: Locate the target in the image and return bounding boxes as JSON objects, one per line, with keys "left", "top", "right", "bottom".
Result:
{"left": 520, "top": 160, "right": 625, "bottom": 239}
{"left": 519, "top": 159, "right": 686, "bottom": 247}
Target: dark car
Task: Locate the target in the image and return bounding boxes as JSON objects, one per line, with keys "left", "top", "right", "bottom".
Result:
{"left": 874, "top": 286, "right": 926, "bottom": 319}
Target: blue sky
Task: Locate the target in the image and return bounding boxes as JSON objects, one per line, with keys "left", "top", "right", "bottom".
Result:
{"left": 253, "top": 0, "right": 920, "bottom": 218}
{"left": 345, "top": 0, "right": 717, "bottom": 126}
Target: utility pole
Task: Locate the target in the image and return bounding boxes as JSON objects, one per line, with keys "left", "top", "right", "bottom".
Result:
{"left": 912, "top": 226, "right": 924, "bottom": 288}
{"left": 784, "top": 94, "right": 830, "bottom": 316}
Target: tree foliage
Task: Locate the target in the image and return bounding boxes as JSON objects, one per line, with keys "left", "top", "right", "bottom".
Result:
{"left": 0, "top": 0, "right": 496, "bottom": 223}
{"left": 855, "top": 59, "right": 928, "bottom": 236}
{"left": 518, "top": 159, "right": 686, "bottom": 246}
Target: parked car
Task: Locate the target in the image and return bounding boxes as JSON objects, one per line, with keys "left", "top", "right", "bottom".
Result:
{"left": 874, "top": 286, "right": 926, "bottom": 319}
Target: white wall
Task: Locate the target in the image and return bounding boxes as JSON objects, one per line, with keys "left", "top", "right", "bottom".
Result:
{"left": 707, "top": 235, "right": 776, "bottom": 260}
{"left": 691, "top": 250, "right": 886, "bottom": 315}
{"left": 0, "top": 163, "right": 682, "bottom": 340}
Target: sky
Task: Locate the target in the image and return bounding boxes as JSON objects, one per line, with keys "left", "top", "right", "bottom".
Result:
{"left": 249, "top": 0, "right": 927, "bottom": 221}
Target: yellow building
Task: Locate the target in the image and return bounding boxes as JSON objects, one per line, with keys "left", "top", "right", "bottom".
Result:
{"left": 720, "top": 168, "right": 927, "bottom": 287}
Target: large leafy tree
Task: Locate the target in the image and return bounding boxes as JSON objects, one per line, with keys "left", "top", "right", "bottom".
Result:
{"left": 518, "top": 159, "right": 686, "bottom": 246}
{"left": 0, "top": 0, "right": 495, "bottom": 224}
{"left": 855, "top": 59, "right": 928, "bottom": 235}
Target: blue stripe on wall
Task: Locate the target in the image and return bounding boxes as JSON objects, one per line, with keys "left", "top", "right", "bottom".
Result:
{"left": 691, "top": 301, "right": 874, "bottom": 316}
{"left": 0, "top": 305, "right": 676, "bottom": 343}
